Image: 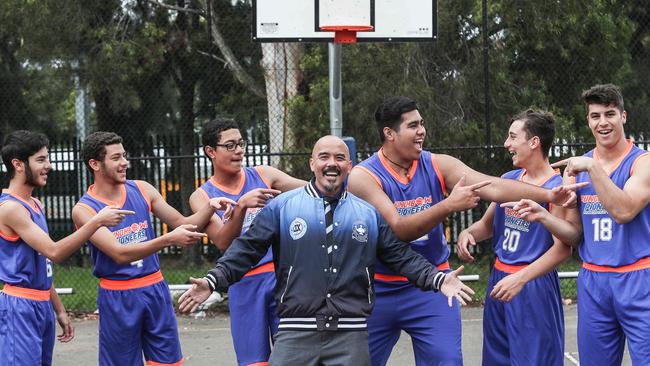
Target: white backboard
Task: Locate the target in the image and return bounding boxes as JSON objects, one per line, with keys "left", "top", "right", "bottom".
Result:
{"left": 253, "top": 0, "right": 437, "bottom": 42}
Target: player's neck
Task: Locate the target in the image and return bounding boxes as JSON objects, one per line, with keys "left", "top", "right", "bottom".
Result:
{"left": 211, "top": 168, "right": 243, "bottom": 189}
{"left": 6, "top": 180, "right": 35, "bottom": 201}
{"left": 91, "top": 176, "right": 124, "bottom": 202}
{"left": 520, "top": 158, "right": 555, "bottom": 185}
{"left": 381, "top": 147, "right": 414, "bottom": 176}
{"left": 595, "top": 137, "right": 630, "bottom": 164}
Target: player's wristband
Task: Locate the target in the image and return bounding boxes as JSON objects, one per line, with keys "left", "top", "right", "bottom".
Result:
{"left": 203, "top": 275, "right": 217, "bottom": 292}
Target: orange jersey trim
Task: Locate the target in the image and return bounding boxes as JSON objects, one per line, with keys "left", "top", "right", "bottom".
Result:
{"left": 1, "top": 189, "right": 41, "bottom": 212}
{"left": 431, "top": 154, "right": 447, "bottom": 195}
{"left": 209, "top": 171, "right": 246, "bottom": 196}
{"left": 494, "top": 258, "right": 528, "bottom": 274}
{"left": 145, "top": 357, "right": 185, "bottom": 366}
{"left": 254, "top": 166, "right": 272, "bottom": 188}
{"left": 244, "top": 262, "right": 275, "bottom": 277}
{"left": 0, "top": 201, "right": 19, "bottom": 241}
{"left": 86, "top": 184, "right": 127, "bottom": 208}
{"left": 582, "top": 256, "right": 650, "bottom": 273}
{"left": 2, "top": 284, "right": 51, "bottom": 301}
{"left": 197, "top": 187, "right": 211, "bottom": 201}
{"left": 77, "top": 202, "right": 98, "bottom": 216}
{"left": 630, "top": 152, "right": 650, "bottom": 176}
{"left": 100, "top": 270, "right": 164, "bottom": 290}
{"left": 134, "top": 180, "right": 153, "bottom": 212}
{"left": 247, "top": 362, "right": 269, "bottom": 366}
{"left": 375, "top": 261, "right": 451, "bottom": 282}
{"left": 354, "top": 166, "right": 383, "bottom": 189}
{"left": 378, "top": 148, "right": 418, "bottom": 185}
{"left": 593, "top": 138, "right": 634, "bottom": 176}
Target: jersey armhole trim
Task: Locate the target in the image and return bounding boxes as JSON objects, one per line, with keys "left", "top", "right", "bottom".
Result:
{"left": 255, "top": 166, "right": 272, "bottom": 189}
{"left": 134, "top": 180, "right": 152, "bottom": 212}
{"left": 354, "top": 166, "right": 383, "bottom": 189}
{"left": 430, "top": 154, "right": 447, "bottom": 195}
{"left": 630, "top": 152, "right": 650, "bottom": 176}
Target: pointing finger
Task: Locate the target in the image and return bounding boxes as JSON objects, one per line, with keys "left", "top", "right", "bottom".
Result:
{"left": 469, "top": 180, "right": 492, "bottom": 191}
{"left": 550, "top": 158, "right": 569, "bottom": 168}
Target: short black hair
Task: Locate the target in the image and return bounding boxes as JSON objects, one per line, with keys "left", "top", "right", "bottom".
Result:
{"left": 81, "top": 131, "right": 123, "bottom": 172}
{"left": 1, "top": 130, "right": 50, "bottom": 179}
{"left": 510, "top": 109, "right": 556, "bottom": 158}
{"left": 582, "top": 84, "right": 624, "bottom": 112}
{"left": 201, "top": 117, "right": 239, "bottom": 147}
{"left": 374, "top": 96, "right": 419, "bottom": 142}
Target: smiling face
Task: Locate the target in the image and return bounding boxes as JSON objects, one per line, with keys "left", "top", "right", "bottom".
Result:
{"left": 21, "top": 147, "right": 51, "bottom": 187}
{"left": 91, "top": 143, "right": 129, "bottom": 184}
{"left": 503, "top": 119, "right": 536, "bottom": 168}
{"left": 309, "top": 136, "right": 352, "bottom": 195}
{"left": 586, "top": 103, "right": 627, "bottom": 149}
{"left": 386, "top": 109, "right": 426, "bottom": 161}
{"left": 205, "top": 128, "right": 245, "bottom": 175}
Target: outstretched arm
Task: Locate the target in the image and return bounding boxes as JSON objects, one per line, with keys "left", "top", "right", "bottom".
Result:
{"left": 436, "top": 154, "right": 584, "bottom": 207}
{"left": 72, "top": 204, "right": 206, "bottom": 264}
{"left": 0, "top": 201, "right": 132, "bottom": 263}
{"left": 256, "top": 165, "right": 307, "bottom": 191}
{"left": 348, "top": 166, "right": 489, "bottom": 242}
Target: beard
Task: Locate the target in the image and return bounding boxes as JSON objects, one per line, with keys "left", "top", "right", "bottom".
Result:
{"left": 24, "top": 162, "right": 41, "bottom": 187}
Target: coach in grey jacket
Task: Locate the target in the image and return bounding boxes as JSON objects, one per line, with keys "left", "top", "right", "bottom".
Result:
{"left": 179, "top": 135, "right": 474, "bottom": 365}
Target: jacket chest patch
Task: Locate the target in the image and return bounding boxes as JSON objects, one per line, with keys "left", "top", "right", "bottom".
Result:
{"left": 352, "top": 222, "right": 368, "bottom": 243}
{"left": 290, "top": 217, "right": 307, "bottom": 240}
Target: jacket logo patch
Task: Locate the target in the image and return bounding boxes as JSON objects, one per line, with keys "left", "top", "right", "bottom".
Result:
{"left": 352, "top": 222, "right": 368, "bottom": 243}
{"left": 290, "top": 217, "right": 307, "bottom": 240}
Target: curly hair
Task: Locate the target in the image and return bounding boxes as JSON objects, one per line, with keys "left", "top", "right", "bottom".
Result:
{"left": 81, "top": 132, "right": 123, "bottom": 172}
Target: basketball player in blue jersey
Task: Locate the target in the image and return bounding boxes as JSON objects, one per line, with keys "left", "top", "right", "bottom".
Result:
{"left": 188, "top": 117, "right": 306, "bottom": 366}
{"left": 348, "top": 96, "right": 583, "bottom": 366}
{"left": 506, "top": 84, "right": 650, "bottom": 365}
{"left": 456, "top": 110, "right": 570, "bottom": 365}
{"left": 71, "top": 131, "right": 235, "bottom": 366}
{"left": 0, "top": 130, "right": 131, "bottom": 366}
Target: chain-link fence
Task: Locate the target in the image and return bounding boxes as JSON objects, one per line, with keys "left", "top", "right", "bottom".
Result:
{"left": 2, "top": 0, "right": 650, "bottom": 310}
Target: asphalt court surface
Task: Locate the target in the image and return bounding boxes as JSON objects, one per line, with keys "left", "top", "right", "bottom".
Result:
{"left": 54, "top": 305, "right": 631, "bottom": 365}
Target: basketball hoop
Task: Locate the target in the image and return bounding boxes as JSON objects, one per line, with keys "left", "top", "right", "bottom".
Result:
{"left": 320, "top": 25, "right": 374, "bottom": 44}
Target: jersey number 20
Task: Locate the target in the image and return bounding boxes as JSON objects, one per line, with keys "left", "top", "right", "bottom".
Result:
{"left": 502, "top": 228, "right": 521, "bottom": 253}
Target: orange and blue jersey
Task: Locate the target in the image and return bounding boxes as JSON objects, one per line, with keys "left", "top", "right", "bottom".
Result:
{"left": 199, "top": 166, "right": 278, "bottom": 366}
{"left": 491, "top": 169, "right": 562, "bottom": 265}
{"left": 198, "top": 166, "right": 274, "bottom": 269}
{"left": 77, "top": 180, "right": 182, "bottom": 365}
{"left": 574, "top": 141, "right": 650, "bottom": 366}
{"left": 483, "top": 169, "right": 564, "bottom": 366}
{"left": 77, "top": 180, "right": 159, "bottom": 280}
{"left": 357, "top": 149, "right": 448, "bottom": 275}
{"left": 0, "top": 190, "right": 56, "bottom": 366}
{"left": 576, "top": 141, "right": 650, "bottom": 268}
{"left": 357, "top": 149, "right": 462, "bottom": 366}
{"left": 0, "top": 190, "right": 53, "bottom": 290}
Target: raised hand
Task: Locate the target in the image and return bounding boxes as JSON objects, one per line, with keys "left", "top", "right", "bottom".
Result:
{"left": 445, "top": 175, "right": 491, "bottom": 212}
{"left": 93, "top": 205, "right": 135, "bottom": 227}
{"left": 490, "top": 272, "right": 525, "bottom": 302}
{"left": 166, "top": 224, "right": 207, "bottom": 247}
{"left": 178, "top": 277, "right": 212, "bottom": 313}
{"left": 238, "top": 188, "right": 281, "bottom": 209}
{"left": 500, "top": 199, "right": 550, "bottom": 223}
{"left": 439, "top": 265, "right": 475, "bottom": 307}
{"left": 456, "top": 229, "right": 477, "bottom": 262}
{"left": 56, "top": 311, "right": 74, "bottom": 343}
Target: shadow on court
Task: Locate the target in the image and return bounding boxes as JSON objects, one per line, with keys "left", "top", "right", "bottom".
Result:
{"left": 53, "top": 305, "right": 630, "bottom": 365}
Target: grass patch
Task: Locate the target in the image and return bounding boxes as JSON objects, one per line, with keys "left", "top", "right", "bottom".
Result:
{"left": 53, "top": 258, "right": 214, "bottom": 311}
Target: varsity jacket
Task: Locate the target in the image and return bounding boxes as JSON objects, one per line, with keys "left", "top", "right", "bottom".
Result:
{"left": 205, "top": 181, "right": 446, "bottom": 331}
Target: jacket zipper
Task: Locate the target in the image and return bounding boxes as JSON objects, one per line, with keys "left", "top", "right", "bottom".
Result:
{"left": 280, "top": 266, "right": 293, "bottom": 303}
{"left": 365, "top": 267, "right": 372, "bottom": 304}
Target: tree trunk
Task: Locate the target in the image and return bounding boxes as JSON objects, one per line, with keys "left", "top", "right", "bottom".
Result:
{"left": 260, "top": 43, "right": 304, "bottom": 169}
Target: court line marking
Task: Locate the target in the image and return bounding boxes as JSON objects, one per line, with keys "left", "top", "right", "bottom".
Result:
{"left": 564, "top": 352, "right": 579, "bottom": 365}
